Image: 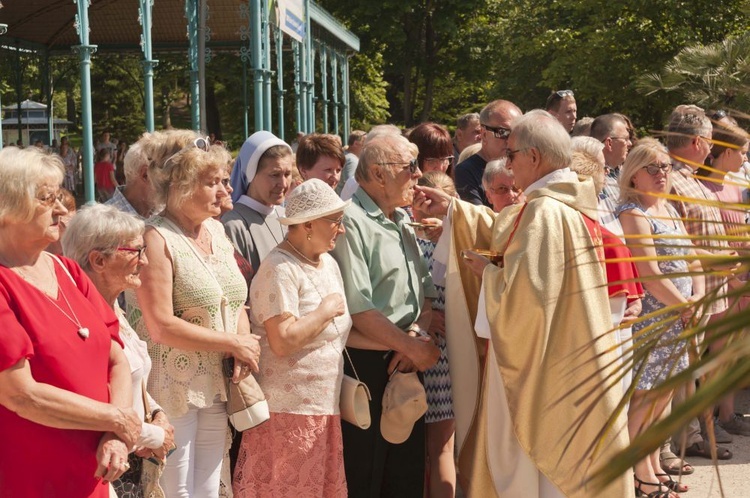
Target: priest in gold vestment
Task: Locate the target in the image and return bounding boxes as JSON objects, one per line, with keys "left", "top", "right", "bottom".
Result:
{"left": 417, "top": 110, "right": 633, "bottom": 497}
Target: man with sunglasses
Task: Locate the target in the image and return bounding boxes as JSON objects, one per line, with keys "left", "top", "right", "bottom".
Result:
{"left": 454, "top": 100, "right": 522, "bottom": 207}
{"left": 545, "top": 89, "right": 577, "bottom": 133}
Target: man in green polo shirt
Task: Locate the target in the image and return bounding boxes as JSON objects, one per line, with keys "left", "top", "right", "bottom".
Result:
{"left": 331, "top": 133, "right": 440, "bottom": 497}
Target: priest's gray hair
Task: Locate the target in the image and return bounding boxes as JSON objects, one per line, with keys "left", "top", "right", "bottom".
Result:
{"left": 511, "top": 109, "right": 571, "bottom": 170}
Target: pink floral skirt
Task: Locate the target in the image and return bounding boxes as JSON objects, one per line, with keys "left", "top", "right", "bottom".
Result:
{"left": 232, "top": 412, "right": 347, "bottom": 497}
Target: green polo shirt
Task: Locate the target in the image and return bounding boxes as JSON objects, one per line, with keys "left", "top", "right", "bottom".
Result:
{"left": 331, "top": 188, "right": 437, "bottom": 331}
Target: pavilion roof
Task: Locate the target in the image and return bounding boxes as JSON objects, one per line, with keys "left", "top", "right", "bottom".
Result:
{"left": 0, "top": 1, "right": 358, "bottom": 54}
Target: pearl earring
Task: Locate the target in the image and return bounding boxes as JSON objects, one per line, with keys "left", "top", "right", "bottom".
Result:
{"left": 307, "top": 232, "right": 312, "bottom": 241}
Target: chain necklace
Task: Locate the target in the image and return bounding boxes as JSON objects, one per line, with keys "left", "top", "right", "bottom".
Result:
{"left": 14, "top": 265, "right": 90, "bottom": 340}
{"left": 284, "top": 239, "right": 320, "bottom": 267}
{"left": 164, "top": 213, "right": 212, "bottom": 256}
{"left": 263, "top": 207, "right": 282, "bottom": 245}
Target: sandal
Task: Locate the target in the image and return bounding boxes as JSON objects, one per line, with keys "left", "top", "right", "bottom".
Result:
{"left": 634, "top": 476, "right": 678, "bottom": 497}
{"left": 684, "top": 441, "right": 733, "bottom": 460}
{"left": 656, "top": 473, "right": 688, "bottom": 493}
{"left": 659, "top": 449, "right": 694, "bottom": 475}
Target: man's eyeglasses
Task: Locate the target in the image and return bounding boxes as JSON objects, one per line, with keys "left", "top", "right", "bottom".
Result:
{"left": 643, "top": 162, "right": 672, "bottom": 176}
{"left": 609, "top": 135, "right": 631, "bottom": 143}
{"left": 482, "top": 124, "right": 511, "bottom": 140}
{"left": 488, "top": 185, "right": 520, "bottom": 195}
{"left": 697, "top": 135, "right": 714, "bottom": 150}
{"left": 505, "top": 148, "right": 529, "bottom": 163}
{"left": 378, "top": 158, "right": 419, "bottom": 175}
{"left": 37, "top": 189, "right": 64, "bottom": 208}
{"left": 117, "top": 246, "right": 148, "bottom": 260}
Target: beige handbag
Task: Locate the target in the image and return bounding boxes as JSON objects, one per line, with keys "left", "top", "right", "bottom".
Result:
{"left": 340, "top": 348, "right": 372, "bottom": 429}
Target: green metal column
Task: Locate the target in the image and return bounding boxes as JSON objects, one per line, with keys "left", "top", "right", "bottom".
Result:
{"left": 251, "top": 0, "right": 264, "bottom": 131}
{"left": 139, "top": 0, "right": 158, "bottom": 132}
{"left": 309, "top": 44, "right": 316, "bottom": 132}
{"left": 242, "top": 58, "right": 249, "bottom": 138}
{"left": 319, "top": 44, "right": 328, "bottom": 133}
{"left": 15, "top": 41, "right": 22, "bottom": 144}
{"left": 299, "top": 40, "right": 308, "bottom": 133}
{"left": 274, "top": 26, "right": 285, "bottom": 141}
{"left": 43, "top": 51, "right": 54, "bottom": 146}
{"left": 186, "top": 0, "right": 200, "bottom": 131}
{"left": 342, "top": 53, "right": 351, "bottom": 140}
{"left": 261, "top": 0, "right": 272, "bottom": 131}
{"left": 304, "top": 0, "right": 314, "bottom": 132}
{"left": 331, "top": 50, "right": 339, "bottom": 137}
{"left": 0, "top": 24, "right": 6, "bottom": 150}
{"left": 73, "top": 0, "right": 98, "bottom": 204}
{"left": 293, "top": 40, "right": 302, "bottom": 134}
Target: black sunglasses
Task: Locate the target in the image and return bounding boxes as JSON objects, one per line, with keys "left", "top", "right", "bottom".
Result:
{"left": 482, "top": 124, "right": 511, "bottom": 139}
{"left": 643, "top": 162, "right": 672, "bottom": 175}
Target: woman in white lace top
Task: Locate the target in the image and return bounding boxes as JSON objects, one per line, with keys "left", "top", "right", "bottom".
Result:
{"left": 233, "top": 179, "right": 352, "bottom": 497}
{"left": 127, "top": 131, "right": 262, "bottom": 498}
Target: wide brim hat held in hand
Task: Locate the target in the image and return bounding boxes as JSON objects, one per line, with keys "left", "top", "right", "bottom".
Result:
{"left": 279, "top": 178, "right": 351, "bottom": 225}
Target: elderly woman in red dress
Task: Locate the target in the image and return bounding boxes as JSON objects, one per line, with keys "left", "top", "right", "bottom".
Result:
{"left": 0, "top": 146, "right": 141, "bottom": 498}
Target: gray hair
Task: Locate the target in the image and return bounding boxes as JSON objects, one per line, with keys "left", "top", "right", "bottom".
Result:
{"left": 364, "top": 124, "right": 402, "bottom": 144}
{"left": 62, "top": 204, "right": 145, "bottom": 272}
{"left": 511, "top": 109, "right": 571, "bottom": 170}
{"left": 665, "top": 105, "right": 711, "bottom": 150}
{"left": 571, "top": 136, "right": 604, "bottom": 158}
{"left": 456, "top": 112, "right": 480, "bottom": 130}
{"left": 482, "top": 158, "right": 513, "bottom": 189}
{"left": 356, "top": 134, "right": 414, "bottom": 184}
{"left": 0, "top": 146, "right": 64, "bottom": 225}
{"left": 123, "top": 140, "right": 149, "bottom": 183}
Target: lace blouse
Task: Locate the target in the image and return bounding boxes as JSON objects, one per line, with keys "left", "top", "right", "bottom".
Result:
{"left": 249, "top": 248, "right": 352, "bottom": 415}
{"left": 126, "top": 217, "right": 248, "bottom": 417}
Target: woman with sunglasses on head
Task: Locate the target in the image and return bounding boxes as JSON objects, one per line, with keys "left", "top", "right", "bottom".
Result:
{"left": 127, "top": 130, "right": 262, "bottom": 497}
{"left": 233, "top": 179, "right": 351, "bottom": 497}
{"left": 617, "top": 139, "right": 705, "bottom": 497}
{"left": 0, "top": 147, "right": 142, "bottom": 498}
{"left": 63, "top": 204, "right": 175, "bottom": 498}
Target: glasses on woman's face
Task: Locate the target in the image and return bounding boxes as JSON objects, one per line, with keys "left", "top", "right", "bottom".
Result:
{"left": 643, "top": 162, "right": 672, "bottom": 176}
{"left": 37, "top": 188, "right": 64, "bottom": 208}
{"left": 117, "top": 245, "right": 148, "bottom": 260}
{"left": 424, "top": 156, "right": 454, "bottom": 167}
{"left": 322, "top": 215, "right": 345, "bottom": 229}
{"left": 488, "top": 184, "right": 520, "bottom": 195}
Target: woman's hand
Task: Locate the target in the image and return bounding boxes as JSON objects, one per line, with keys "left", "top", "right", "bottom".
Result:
{"left": 621, "top": 298, "right": 642, "bottom": 324}
{"left": 681, "top": 294, "right": 704, "bottom": 326}
{"left": 231, "top": 334, "right": 262, "bottom": 374}
{"left": 461, "top": 250, "right": 492, "bottom": 279}
{"left": 320, "top": 293, "right": 346, "bottom": 321}
{"left": 95, "top": 432, "right": 130, "bottom": 482}
{"left": 428, "top": 310, "right": 446, "bottom": 344}
{"left": 151, "top": 413, "right": 175, "bottom": 461}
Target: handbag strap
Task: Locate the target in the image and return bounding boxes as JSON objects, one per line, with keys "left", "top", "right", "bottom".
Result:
{"left": 142, "top": 380, "right": 153, "bottom": 423}
{"left": 343, "top": 348, "right": 362, "bottom": 382}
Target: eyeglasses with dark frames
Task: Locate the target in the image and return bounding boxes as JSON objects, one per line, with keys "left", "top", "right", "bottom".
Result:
{"left": 643, "top": 162, "right": 672, "bottom": 176}
{"left": 711, "top": 109, "right": 728, "bottom": 121}
{"left": 117, "top": 246, "right": 148, "bottom": 260}
{"left": 378, "top": 158, "right": 419, "bottom": 174}
{"left": 481, "top": 124, "right": 511, "bottom": 140}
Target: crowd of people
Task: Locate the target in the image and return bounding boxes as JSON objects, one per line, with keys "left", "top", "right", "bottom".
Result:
{"left": 0, "top": 90, "right": 749, "bottom": 498}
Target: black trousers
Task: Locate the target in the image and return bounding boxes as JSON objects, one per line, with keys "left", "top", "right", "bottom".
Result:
{"left": 342, "top": 348, "right": 425, "bottom": 498}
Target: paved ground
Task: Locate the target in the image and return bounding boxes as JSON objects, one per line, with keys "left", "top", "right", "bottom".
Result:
{"left": 674, "top": 388, "right": 750, "bottom": 497}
